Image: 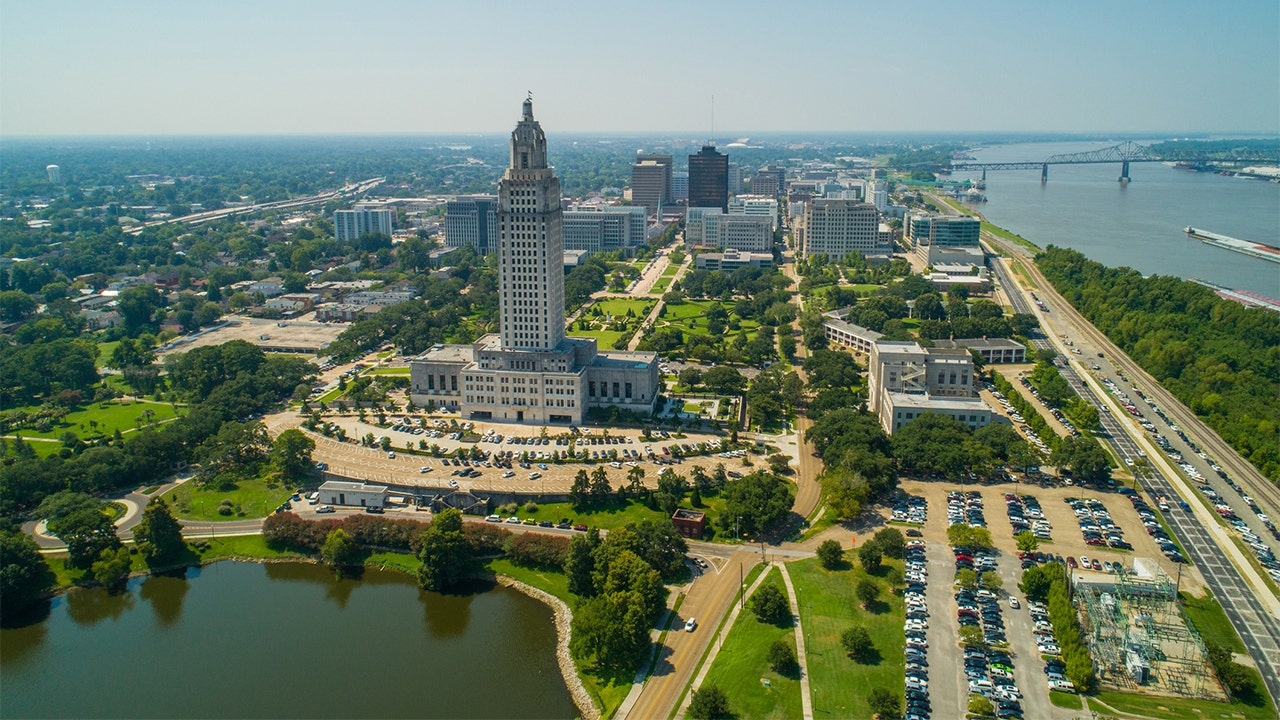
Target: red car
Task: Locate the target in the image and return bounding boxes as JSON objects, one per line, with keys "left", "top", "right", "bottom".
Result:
{"left": 572, "top": 524, "right": 588, "bottom": 532}
{"left": 1091, "top": 559, "right": 1104, "bottom": 571}
{"left": 1066, "top": 557, "right": 1078, "bottom": 568}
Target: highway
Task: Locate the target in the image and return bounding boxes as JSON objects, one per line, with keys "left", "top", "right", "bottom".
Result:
{"left": 122, "top": 177, "right": 384, "bottom": 235}
{"left": 987, "top": 239, "right": 1280, "bottom": 710}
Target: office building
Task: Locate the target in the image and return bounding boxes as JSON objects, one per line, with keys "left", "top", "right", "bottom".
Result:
{"left": 684, "top": 208, "right": 773, "bottom": 252}
{"left": 729, "top": 194, "right": 780, "bottom": 229}
{"left": 46, "top": 165, "right": 61, "bottom": 184}
{"left": 868, "top": 340, "right": 991, "bottom": 434}
{"left": 688, "top": 145, "right": 728, "bottom": 211}
{"left": 727, "top": 163, "right": 743, "bottom": 195}
{"left": 630, "top": 154, "right": 672, "bottom": 216}
{"left": 906, "top": 213, "right": 981, "bottom": 248}
{"left": 866, "top": 181, "right": 888, "bottom": 211}
{"left": 443, "top": 195, "right": 499, "bottom": 253}
{"left": 694, "top": 249, "right": 774, "bottom": 271}
{"left": 410, "top": 99, "right": 659, "bottom": 424}
{"left": 672, "top": 172, "right": 689, "bottom": 201}
{"left": 334, "top": 207, "right": 394, "bottom": 243}
{"left": 797, "top": 199, "right": 889, "bottom": 261}
{"left": 750, "top": 165, "right": 786, "bottom": 197}
{"left": 563, "top": 205, "right": 648, "bottom": 254}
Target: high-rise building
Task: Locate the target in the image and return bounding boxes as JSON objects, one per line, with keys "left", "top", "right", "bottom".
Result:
{"left": 630, "top": 154, "right": 672, "bottom": 216}
{"left": 672, "top": 172, "right": 689, "bottom": 201}
{"left": 444, "top": 195, "right": 499, "bottom": 253}
{"left": 798, "top": 199, "right": 886, "bottom": 260}
{"left": 684, "top": 208, "right": 773, "bottom": 252}
{"left": 727, "top": 163, "right": 743, "bottom": 195}
{"left": 334, "top": 207, "right": 394, "bottom": 243}
{"left": 563, "top": 205, "right": 648, "bottom": 254}
{"left": 750, "top": 165, "right": 786, "bottom": 197}
{"left": 688, "top": 145, "right": 728, "bottom": 211}
{"left": 728, "top": 194, "right": 780, "bottom": 229}
{"left": 46, "top": 165, "right": 61, "bottom": 184}
{"left": 410, "top": 99, "right": 659, "bottom": 424}
{"left": 866, "top": 181, "right": 888, "bottom": 211}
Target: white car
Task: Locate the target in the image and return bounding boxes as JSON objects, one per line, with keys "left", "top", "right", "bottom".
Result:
{"left": 420, "top": 466, "right": 432, "bottom": 473}
{"left": 684, "top": 618, "right": 697, "bottom": 632}
{"left": 503, "top": 470, "right": 515, "bottom": 478}
{"left": 1009, "top": 597, "right": 1020, "bottom": 609}
{"left": 529, "top": 471, "right": 542, "bottom": 479}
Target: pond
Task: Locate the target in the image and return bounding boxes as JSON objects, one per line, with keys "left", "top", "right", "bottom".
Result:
{"left": 1, "top": 561, "right": 576, "bottom": 719}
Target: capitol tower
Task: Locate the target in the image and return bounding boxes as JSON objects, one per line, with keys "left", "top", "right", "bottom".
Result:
{"left": 498, "top": 97, "right": 566, "bottom": 351}
{"left": 409, "top": 97, "right": 660, "bottom": 425}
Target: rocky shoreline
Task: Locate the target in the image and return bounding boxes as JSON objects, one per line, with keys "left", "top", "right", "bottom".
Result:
{"left": 496, "top": 575, "right": 599, "bottom": 720}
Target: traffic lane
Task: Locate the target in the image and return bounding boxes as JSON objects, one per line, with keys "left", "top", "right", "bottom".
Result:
{"left": 998, "top": 552, "right": 1052, "bottom": 720}
{"left": 623, "top": 551, "right": 757, "bottom": 720}
{"left": 924, "top": 541, "right": 966, "bottom": 720}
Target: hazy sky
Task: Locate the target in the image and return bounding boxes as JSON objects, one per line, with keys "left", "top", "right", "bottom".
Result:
{"left": 2, "top": 0, "right": 1277, "bottom": 136}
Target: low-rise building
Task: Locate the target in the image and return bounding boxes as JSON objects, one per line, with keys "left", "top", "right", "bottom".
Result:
{"left": 868, "top": 339, "right": 992, "bottom": 435}
{"left": 931, "top": 338, "right": 1027, "bottom": 364}
{"left": 694, "top": 249, "right": 774, "bottom": 272}
{"left": 821, "top": 310, "right": 882, "bottom": 356}
{"left": 671, "top": 508, "right": 706, "bottom": 539}
{"left": 318, "top": 480, "right": 389, "bottom": 508}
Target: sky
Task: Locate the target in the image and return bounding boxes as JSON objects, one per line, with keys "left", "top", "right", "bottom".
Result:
{"left": 1, "top": 0, "right": 1277, "bottom": 136}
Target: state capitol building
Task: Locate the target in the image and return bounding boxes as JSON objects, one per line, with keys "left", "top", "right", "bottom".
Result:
{"left": 410, "top": 98, "right": 660, "bottom": 424}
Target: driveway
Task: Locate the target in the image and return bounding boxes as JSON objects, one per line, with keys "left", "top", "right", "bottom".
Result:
{"left": 924, "top": 540, "right": 966, "bottom": 720}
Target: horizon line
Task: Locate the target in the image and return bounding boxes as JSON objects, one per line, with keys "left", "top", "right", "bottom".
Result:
{"left": 2, "top": 130, "right": 1275, "bottom": 141}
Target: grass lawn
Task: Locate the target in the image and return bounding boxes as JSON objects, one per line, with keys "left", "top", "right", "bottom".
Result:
{"left": 195, "top": 534, "right": 305, "bottom": 562}
{"left": 315, "top": 386, "right": 345, "bottom": 403}
{"left": 570, "top": 327, "right": 630, "bottom": 349}
{"left": 162, "top": 476, "right": 295, "bottom": 521}
{"left": 366, "top": 367, "right": 410, "bottom": 376}
{"left": 499, "top": 495, "right": 729, "bottom": 537}
{"left": 984, "top": 221, "right": 1040, "bottom": 252}
{"left": 849, "top": 283, "right": 883, "bottom": 295}
{"left": 701, "top": 567, "right": 803, "bottom": 720}
{"left": 790, "top": 556, "right": 904, "bottom": 719}
{"left": 1010, "top": 260, "right": 1039, "bottom": 290}
{"left": 485, "top": 557, "right": 573, "bottom": 605}
{"left": 96, "top": 340, "right": 121, "bottom": 368}
{"left": 658, "top": 300, "right": 760, "bottom": 339}
{"left": 8, "top": 399, "right": 182, "bottom": 441}
{"left": 593, "top": 298, "right": 654, "bottom": 318}
{"left": 651, "top": 278, "right": 672, "bottom": 293}
{"left": 1049, "top": 691, "right": 1082, "bottom": 709}
{"left": 1090, "top": 689, "right": 1275, "bottom": 720}
{"left": 662, "top": 264, "right": 680, "bottom": 277}
{"left": 1180, "top": 590, "right": 1247, "bottom": 654}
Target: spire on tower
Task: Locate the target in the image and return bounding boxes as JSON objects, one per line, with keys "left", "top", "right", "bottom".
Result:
{"left": 523, "top": 92, "right": 534, "bottom": 120}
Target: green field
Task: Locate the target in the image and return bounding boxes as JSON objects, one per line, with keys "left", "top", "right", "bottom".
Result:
{"left": 5, "top": 399, "right": 182, "bottom": 441}
{"left": 570, "top": 298, "right": 652, "bottom": 349}
{"left": 662, "top": 264, "right": 681, "bottom": 277}
{"left": 651, "top": 278, "right": 672, "bottom": 293}
{"left": 791, "top": 556, "right": 904, "bottom": 719}
{"left": 96, "top": 340, "right": 121, "bottom": 368}
{"left": 657, "top": 300, "right": 761, "bottom": 339}
{"left": 366, "top": 367, "right": 411, "bottom": 376}
{"left": 701, "top": 567, "right": 803, "bottom": 720}
{"left": 162, "top": 477, "right": 296, "bottom": 521}
{"left": 1179, "top": 590, "right": 1247, "bottom": 653}
{"left": 593, "top": 298, "right": 654, "bottom": 318}
{"left": 499, "top": 495, "right": 724, "bottom": 534}
{"left": 1090, "top": 689, "right": 1274, "bottom": 720}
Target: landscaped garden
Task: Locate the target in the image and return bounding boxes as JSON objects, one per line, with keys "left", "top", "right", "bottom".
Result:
{"left": 569, "top": 298, "right": 653, "bottom": 349}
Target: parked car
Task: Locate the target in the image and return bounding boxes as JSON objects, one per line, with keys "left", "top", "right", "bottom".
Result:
{"left": 315, "top": 505, "right": 335, "bottom": 514}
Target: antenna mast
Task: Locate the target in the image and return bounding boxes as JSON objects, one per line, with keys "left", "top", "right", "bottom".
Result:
{"left": 710, "top": 94, "right": 715, "bottom": 145}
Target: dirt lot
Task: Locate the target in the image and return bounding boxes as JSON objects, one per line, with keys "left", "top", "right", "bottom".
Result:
{"left": 898, "top": 477, "right": 1206, "bottom": 595}
{"left": 158, "top": 314, "right": 346, "bottom": 356}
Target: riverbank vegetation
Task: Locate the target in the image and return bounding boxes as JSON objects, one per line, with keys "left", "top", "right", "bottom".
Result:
{"left": 1036, "top": 246, "right": 1280, "bottom": 483}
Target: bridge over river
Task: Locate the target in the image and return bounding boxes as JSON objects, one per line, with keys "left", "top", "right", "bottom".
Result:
{"left": 952, "top": 141, "right": 1279, "bottom": 182}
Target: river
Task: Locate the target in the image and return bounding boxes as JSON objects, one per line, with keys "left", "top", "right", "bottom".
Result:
{"left": 0, "top": 562, "right": 576, "bottom": 719}
{"left": 954, "top": 140, "right": 1280, "bottom": 299}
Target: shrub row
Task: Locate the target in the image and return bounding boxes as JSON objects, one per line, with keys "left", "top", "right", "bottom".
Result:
{"left": 990, "top": 371, "right": 1060, "bottom": 452}
{"left": 263, "top": 511, "right": 523, "bottom": 555}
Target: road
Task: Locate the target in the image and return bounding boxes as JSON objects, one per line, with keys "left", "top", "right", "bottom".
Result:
{"left": 986, "top": 234, "right": 1280, "bottom": 710}
{"left": 620, "top": 550, "right": 760, "bottom": 720}
{"left": 122, "top": 177, "right": 384, "bottom": 235}
{"left": 924, "top": 540, "right": 967, "bottom": 720}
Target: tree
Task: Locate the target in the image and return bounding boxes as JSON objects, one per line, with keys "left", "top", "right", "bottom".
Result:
{"left": 678, "top": 367, "right": 703, "bottom": 390}
{"left": 703, "top": 366, "right": 747, "bottom": 395}
{"left": 416, "top": 508, "right": 470, "bottom": 591}
{"left": 0, "top": 530, "right": 56, "bottom": 617}
{"left": 271, "top": 429, "right": 316, "bottom": 480}
{"left": 1019, "top": 564, "right": 1059, "bottom": 603}
{"left": 90, "top": 546, "right": 133, "bottom": 591}
{"left": 841, "top": 625, "right": 874, "bottom": 660}
{"left": 980, "top": 570, "right": 1003, "bottom": 591}
{"left": 564, "top": 529, "right": 601, "bottom": 596}
{"left": 589, "top": 465, "right": 611, "bottom": 501}
{"left": 816, "top": 539, "right": 844, "bottom": 569}
{"left": 48, "top": 507, "right": 122, "bottom": 569}
{"left": 871, "top": 528, "right": 905, "bottom": 560}
{"left": 959, "top": 624, "right": 986, "bottom": 648}
{"left": 569, "top": 469, "right": 591, "bottom": 509}
{"left": 819, "top": 468, "right": 869, "bottom": 520}
{"left": 867, "top": 686, "right": 900, "bottom": 718}
{"left": 687, "top": 684, "right": 733, "bottom": 720}
{"left": 767, "top": 639, "right": 796, "bottom": 674}
{"left": 570, "top": 591, "right": 652, "bottom": 671}
{"left": 856, "top": 578, "right": 880, "bottom": 608}
{"left": 1015, "top": 530, "right": 1039, "bottom": 554}
{"left": 321, "top": 528, "right": 359, "bottom": 578}
{"left": 858, "top": 543, "right": 882, "bottom": 573}
{"left": 718, "top": 471, "right": 792, "bottom": 537}
{"left": 132, "top": 497, "right": 186, "bottom": 567}
{"left": 0, "top": 290, "right": 37, "bottom": 322}
{"left": 749, "top": 582, "right": 790, "bottom": 625}
{"left": 956, "top": 567, "right": 979, "bottom": 590}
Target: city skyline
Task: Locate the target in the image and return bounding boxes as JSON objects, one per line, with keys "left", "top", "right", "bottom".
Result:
{"left": 1, "top": 0, "right": 1277, "bottom": 136}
